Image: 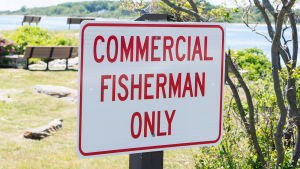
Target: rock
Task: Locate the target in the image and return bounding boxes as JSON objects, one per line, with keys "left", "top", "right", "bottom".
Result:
{"left": 33, "top": 85, "right": 77, "bottom": 103}
{"left": 36, "top": 60, "right": 46, "bottom": 65}
{"left": 68, "top": 57, "right": 78, "bottom": 65}
{"left": 29, "top": 58, "right": 78, "bottom": 68}
{"left": 24, "top": 118, "right": 63, "bottom": 139}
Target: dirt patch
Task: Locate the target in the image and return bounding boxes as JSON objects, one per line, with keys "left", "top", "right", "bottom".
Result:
{"left": 0, "top": 89, "right": 23, "bottom": 102}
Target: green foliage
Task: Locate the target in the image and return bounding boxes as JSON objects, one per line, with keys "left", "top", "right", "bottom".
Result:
{"left": 231, "top": 48, "right": 271, "bottom": 81}
{"left": 193, "top": 48, "right": 300, "bottom": 168}
{"left": 8, "top": 25, "right": 77, "bottom": 55}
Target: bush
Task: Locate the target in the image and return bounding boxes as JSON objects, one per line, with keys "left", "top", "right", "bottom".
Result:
{"left": 7, "top": 25, "right": 78, "bottom": 64}
{"left": 194, "top": 48, "right": 300, "bottom": 168}
{"left": 0, "top": 35, "right": 14, "bottom": 56}
{"left": 231, "top": 48, "right": 271, "bottom": 81}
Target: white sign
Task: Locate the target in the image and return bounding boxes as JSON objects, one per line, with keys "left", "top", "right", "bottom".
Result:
{"left": 77, "top": 21, "right": 225, "bottom": 158}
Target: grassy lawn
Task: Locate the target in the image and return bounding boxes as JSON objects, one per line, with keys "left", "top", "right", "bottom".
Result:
{"left": 0, "top": 67, "right": 198, "bottom": 169}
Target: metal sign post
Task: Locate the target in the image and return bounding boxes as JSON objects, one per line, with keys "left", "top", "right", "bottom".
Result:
{"left": 129, "top": 14, "right": 167, "bottom": 169}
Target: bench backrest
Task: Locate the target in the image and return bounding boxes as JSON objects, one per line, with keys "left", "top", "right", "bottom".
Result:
{"left": 67, "top": 17, "right": 95, "bottom": 24}
{"left": 23, "top": 46, "right": 78, "bottom": 59}
{"left": 23, "top": 16, "right": 41, "bottom": 23}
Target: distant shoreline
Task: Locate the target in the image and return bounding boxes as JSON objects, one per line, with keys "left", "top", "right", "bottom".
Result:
{"left": 0, "top": 14, "right": 123, "bottom": 20}
{"left": 1, "top": 14, "right": 299, "bottom": 27}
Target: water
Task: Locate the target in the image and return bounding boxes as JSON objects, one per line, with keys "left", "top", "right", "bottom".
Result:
{"left": 0, "top": 15, "right": 120, "bottom": 30}
{"left": 0, "top": 15, "right": 298, "bottom": 60}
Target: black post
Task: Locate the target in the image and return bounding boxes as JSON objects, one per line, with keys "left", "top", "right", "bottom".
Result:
{"left": 129, "top": 151, "right": 164, "bottom": 169}
{"left": 26, "top": 58, "right": 29, "bottom": 69}
{"left": 129, "top": 14, "right": 167, "bottom": 169}
{"left": 46, "top": 58, "right": 49, "bottom": 70}
{"left": 66, "top": 59, "right": 68, "bottom": 70}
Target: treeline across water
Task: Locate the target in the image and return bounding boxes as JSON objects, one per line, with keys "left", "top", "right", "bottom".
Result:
{"left": 0, "top": 1, "right": 138, "bottom": 19}
{"left": 1, "top": 0, "right": 300, "bottom": 23}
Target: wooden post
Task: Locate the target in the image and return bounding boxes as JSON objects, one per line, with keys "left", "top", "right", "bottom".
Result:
{"left": 129, "top": 14, "right": 167, "bottom": 169}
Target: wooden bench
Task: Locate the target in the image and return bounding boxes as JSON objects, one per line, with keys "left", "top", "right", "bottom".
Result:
{"left": 23, "top": 46, "right": 78, "bottom": 70}
{"left": 22, "top": 15, "right": 41, "bottom": 26}
{"left": 67, "top": 17, "right": 95, "bottom": 29}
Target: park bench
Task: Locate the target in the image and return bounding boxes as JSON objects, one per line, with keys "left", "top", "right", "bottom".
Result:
{"left": 23, "top": 46, "right": 78, "bottom": 70}
{"left": 67, "top": 17, "right": 95, "bottom": 29}
{"left": 22, "top": 15, "right": 41, "bottom": 26}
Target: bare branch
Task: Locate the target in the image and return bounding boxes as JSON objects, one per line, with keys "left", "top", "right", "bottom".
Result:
{"left": 161, "top": 0, "right": 209, "bottom": 22}
{"left": 263, "top": 0, "right": 278, "bottom": 21}
{"left": 186, "top": 0, "right": 200, "bottom": 22}
{"left": 288, "top": 11, "right": 298, "bottom": 69}
{"left": 226, "top": 52, "right": 267, "bottom": 166}
{"left": 242, "top": 4, "right": 272, "bottom": 42}
{"left": 269, "top": 1, "right": 296, "bottom": 167}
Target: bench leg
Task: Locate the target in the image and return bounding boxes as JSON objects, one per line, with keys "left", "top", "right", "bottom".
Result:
{"left": 66, "top": 59, "right": 68, "bottom": 70}
{"left": 46, "top": 59, "right": 49, "bottom": 70}
{"left": 26, "top": 58, "right": 29, "bottom": 69}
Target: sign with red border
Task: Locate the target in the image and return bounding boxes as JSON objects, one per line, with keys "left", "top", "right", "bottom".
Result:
{"left": 77, "top": 21, "right": 225, "bottom": 158}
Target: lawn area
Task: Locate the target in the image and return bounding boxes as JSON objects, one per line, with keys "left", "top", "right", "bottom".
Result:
{"left": 0, "top": 67, "right": 198, "bottom": 169}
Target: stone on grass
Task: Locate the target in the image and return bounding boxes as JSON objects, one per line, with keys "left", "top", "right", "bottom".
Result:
{"left": 24, "top": 118, "right": 63, "bottom": 139}
{"left": 33, "top": 85, "right": 77, "bottom": 103}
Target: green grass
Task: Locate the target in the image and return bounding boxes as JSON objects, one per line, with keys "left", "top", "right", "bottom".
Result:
{"left": 0, "top": 67, "right": 197, "bottom": 169}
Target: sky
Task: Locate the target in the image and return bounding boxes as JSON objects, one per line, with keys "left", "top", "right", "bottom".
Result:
{"left": 1, "top": 0, "right": 223, "bottom": 12}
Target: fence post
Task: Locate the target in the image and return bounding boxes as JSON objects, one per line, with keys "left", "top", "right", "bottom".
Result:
{"left": 129, "top": 13, "right": 167, "bottom": 169}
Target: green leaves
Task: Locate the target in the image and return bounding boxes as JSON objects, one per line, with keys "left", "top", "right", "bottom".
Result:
{"left": 8, "top": 26, "right": 78, "bottom": 55}
{"left": 231, "top": 48, "right": 271, "bottom": 81}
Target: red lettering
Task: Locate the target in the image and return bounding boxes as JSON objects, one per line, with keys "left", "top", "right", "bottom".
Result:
{"left": 176, "top": 36, "right": 186, "bottom": 61}
{"left": 101, "top": 75, "right": 111, "bottom": 102}
{"left": 188, "top": 36, "right": 191, "bottom": 61}
{"left": 156, "top": 74, "right": 167, "bottom": 99}
{"left": 157, "top": 111, "right": 166, "bottom": 136}
{"left": 112, "top": 75, "right": 116, "bottom": 101}
{"left": 121, "top": 36, "right": 134, "bottom": 62}
{"left": 93, "top": 36, "right": 105, "bottom": 63}
{"left": 144, "top": 74, "right": 154, "bottom": 100}
{"left": 144, "top": 111, "right": 155, "bottom": 137}
{"left": 195, "top": 72, "right": 205, "bottom": 97}
{"left": 192, "top": 36, "right": 203, "bottom": 61}
{"left": 107, "top": 36, "right": 118, "bottom": 63}
{"left": 131, "top": 112, "right": 142, "bottom": 139}
{"left": 136, "top": 36, "right": 149, "bottom": 62}
{"left": 131, "top": 74, "right": 142, "bottom": 100}
{"left": 165, "top": 110, "right": 176, "bottom": 135}
{"left": 203, "top": 36, "right": 212, "bottom": 60}
{"left": 169, "top": 73, "right": 181, "bottom": 98}
{"left": 118, "top": 74, "right": 129, "bottom": 101}
{"left": 182, "top": 73, "right": 193, "bottom": 97}
{"left": 163, "top": 36, "right": 174, "bottom": 61}
{"left": 151, "top": 36, "right": 161, "bottom": 61}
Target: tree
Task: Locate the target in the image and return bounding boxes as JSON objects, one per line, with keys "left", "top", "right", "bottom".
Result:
{"left": 20, "top": 6, "right": 26, "bottom": 13}
{"left": 121, "top": 0, "right": 300, "bottom": 168}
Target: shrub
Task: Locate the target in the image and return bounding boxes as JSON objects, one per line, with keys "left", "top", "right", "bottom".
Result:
{"left": 8, "top": 26, "right": 78, "bottom": 64}
{"left": 231, "top": 48, "right": 271, "bottom": 81}
{"left": 9, "top": 25, "right": 78, "bottom": 55}
{"left": 0, "top": 35, "right": 14, "bottom": 56}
